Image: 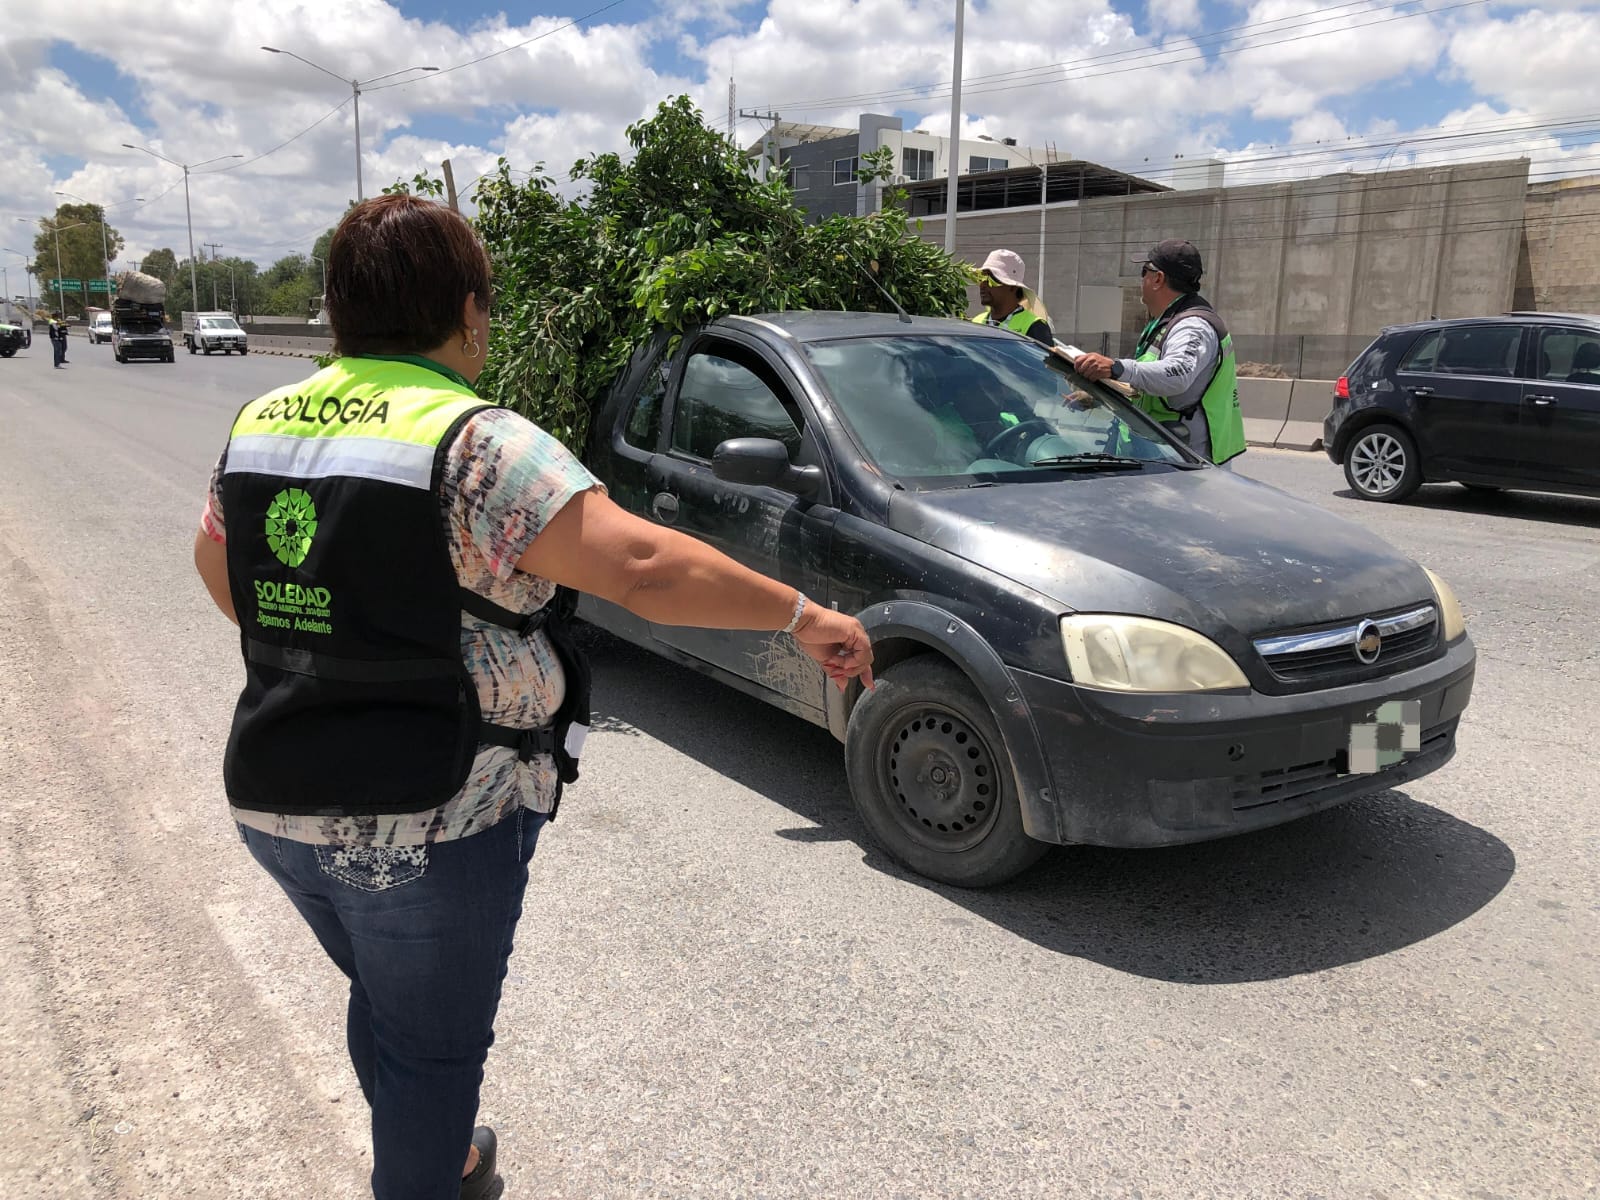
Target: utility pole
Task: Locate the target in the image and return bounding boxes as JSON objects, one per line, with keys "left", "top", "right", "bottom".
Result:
{"left": 739, "top": 108, "right": 780, "bottom": 181}
{"left": 204, "top": 243, "right": 223, "bottom": 311}
{"left": 944, "top": 0, "right": 965, "bottom": 253}
{"left": 442, "top": 159, "right": 459, "bottom": 212}
{"left": 728, "top": 78, "right": 736, "bottom": 144}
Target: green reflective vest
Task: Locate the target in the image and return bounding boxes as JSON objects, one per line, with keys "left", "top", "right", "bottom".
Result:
{"left": 1129, "top": 299, "right": 1246, "bottom": 465}
{"left": 221, "top": 356, "right": 495, "bottom": 815}
{"left": 973, "top": 307, "right": 1040, "bottom": 337}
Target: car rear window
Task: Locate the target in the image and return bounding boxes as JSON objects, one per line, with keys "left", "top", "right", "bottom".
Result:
{"left": 1536, "top": 328, "right": 1600, "bottom": 385}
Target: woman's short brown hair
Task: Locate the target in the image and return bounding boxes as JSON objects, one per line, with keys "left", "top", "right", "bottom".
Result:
{"left": 326, "top": 194, "right": 491, "bottom": 357}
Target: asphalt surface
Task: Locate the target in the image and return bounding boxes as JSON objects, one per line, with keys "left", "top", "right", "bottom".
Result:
{"left": 1, "top": 335, "right": 1596, "bottom": 1199}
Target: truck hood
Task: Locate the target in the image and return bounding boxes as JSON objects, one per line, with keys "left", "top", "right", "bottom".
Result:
{"left": 885, "top": 467, "right": 1434, "bottom": 641}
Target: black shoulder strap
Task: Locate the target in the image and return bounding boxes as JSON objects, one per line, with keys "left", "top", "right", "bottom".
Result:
{"left": 457, "top": 586, "right": 590, "bottom": 814}
{"left": 459, "top": 588, "right": 551, "bottom": 636}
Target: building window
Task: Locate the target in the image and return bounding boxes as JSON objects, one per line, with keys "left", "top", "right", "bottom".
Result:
{"left": 901, "top": 147, "right": 935, "bottom": 182}
{"left": 968, "top": 155, "right": 1009, "bottom": 174}
{"left": 833, "top": 156, "right": 859, "bottom": 186}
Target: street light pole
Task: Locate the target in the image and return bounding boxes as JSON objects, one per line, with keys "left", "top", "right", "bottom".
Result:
{"left": 261, "top": 48, "right": 439, "bottom": 202}
{"left": 6, "top": 249, "right": 36, "bottom": 314}
{"left": 943, "top": 0, "right": 965, "bottom": 254}
{"left": 353, "top": 84, "right": 364, "bottom": 202}
{"left": 55, "top": 191, "right": 145, "bottom": 309}
{"left": 123, "top": 145, "right": 243, "bottom": 315}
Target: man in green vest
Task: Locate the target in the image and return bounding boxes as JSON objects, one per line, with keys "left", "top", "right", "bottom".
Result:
{"left": 972, "top": 249, "right": 1053, "bottom": 346}
{"left": 1072, "top": 239, "right": 1246, "bottom": 467}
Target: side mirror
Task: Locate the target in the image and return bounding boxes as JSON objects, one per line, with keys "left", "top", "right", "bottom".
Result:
{"left": 712, "top": 438, "right": 823, "bottom": 499}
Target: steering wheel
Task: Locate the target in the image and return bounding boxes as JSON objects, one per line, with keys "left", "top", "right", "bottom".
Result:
{"left": 981, "top": 418, "right": 1057, "bottom": 462}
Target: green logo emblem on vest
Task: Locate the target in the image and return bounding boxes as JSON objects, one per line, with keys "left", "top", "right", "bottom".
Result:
{"left": 265, "top": 488, "right": 318, "bottom": 568}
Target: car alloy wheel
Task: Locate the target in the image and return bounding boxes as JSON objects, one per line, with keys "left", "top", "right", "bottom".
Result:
{"left": 1345, "top": 424, "right": 1421, "bottom": 502}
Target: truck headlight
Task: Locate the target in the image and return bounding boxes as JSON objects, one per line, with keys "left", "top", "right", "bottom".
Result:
{"left": 1060, "top": 615, "right": 1249, "bottom": 692}
{"left": 1421, "top": 568, "right": 1466, "bottom": 642}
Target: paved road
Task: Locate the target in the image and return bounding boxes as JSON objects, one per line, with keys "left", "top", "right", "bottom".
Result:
{"left": 2, "top": 338, "right": 1596, "bottom": 1199}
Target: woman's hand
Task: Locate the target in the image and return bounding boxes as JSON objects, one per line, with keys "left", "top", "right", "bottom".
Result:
{"left": 792, "top": 603, "right": 875, "bottom": 692}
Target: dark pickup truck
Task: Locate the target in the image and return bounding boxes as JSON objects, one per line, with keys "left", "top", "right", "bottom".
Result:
{"left": 577, "top": 312, "right": 1477, "bottom": 886}
{"left": 0, "top": 321, "right": 26, "bottom": 357}
{"left": 112, "top": 300, "right": 175, "bottom": 364}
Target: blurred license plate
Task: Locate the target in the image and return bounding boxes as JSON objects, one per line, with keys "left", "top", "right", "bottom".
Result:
{"left": 1345, "top": 699, "right": 1422, "bottom": 774}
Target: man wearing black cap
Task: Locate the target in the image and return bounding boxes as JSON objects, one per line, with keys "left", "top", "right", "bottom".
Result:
{"left": 1072, "top": 239, "right": 1245, "bottom": 467}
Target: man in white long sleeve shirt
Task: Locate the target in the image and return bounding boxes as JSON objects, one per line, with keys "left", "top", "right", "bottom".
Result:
{"left": 1072, "top": 240, "right": 1246, "bottom": 467}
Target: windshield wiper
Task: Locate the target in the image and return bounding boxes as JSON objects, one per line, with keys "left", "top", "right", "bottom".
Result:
{"left": 1026, "top": 453, "right": 1147, "bottom": 470}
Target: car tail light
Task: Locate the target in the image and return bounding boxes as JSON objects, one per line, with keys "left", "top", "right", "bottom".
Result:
{"left": 1335, "top": 376, "right": 1350, "bottom": 400}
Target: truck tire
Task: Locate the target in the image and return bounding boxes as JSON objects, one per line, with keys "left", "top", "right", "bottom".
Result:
{"left": 239, "top": 348, "right": 249, "bottom": 355}
{"left": 844, "top": 656, "right": 1050, "bottom": 888}
{"left": 188, "top": 342, "right": 195, "bottom": 354}
{"left": 0, "top": 347, "right": 16, "bottom": 358}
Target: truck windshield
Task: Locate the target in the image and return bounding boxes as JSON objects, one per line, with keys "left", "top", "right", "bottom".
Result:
{"left": 803, "top": 334, "right": 1191, "bottom": 484}
{"left": 201, "top": 318, "right": 241, "bottom": 330}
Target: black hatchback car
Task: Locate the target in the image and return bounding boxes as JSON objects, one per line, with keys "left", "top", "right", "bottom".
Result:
{"left": 577, "top": 312, "right": 1476, "bottom": 887}
{"left": 1324, "top": 313, "right": 1600, "bottom": 502}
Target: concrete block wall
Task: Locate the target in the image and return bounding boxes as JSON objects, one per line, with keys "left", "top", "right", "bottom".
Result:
{"left": 915, "top": 159, "right": 1534, "bottom": 345}
{"left": 1515, "top": 176, "right": 1600, "bottom": 314}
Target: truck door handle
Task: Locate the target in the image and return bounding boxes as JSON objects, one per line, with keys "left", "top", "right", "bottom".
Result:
{"left": 1526, "top": 394, "right": 1559, "bottom": 407}
{"left": 1406, "top": 386, "right": 1434, "bottom": 397}
{"left": 650, "top": 492, "right": 679, "bottom": 523}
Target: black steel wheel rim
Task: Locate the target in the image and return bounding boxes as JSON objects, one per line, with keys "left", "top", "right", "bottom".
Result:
{"left": 876, "top": 702, "right": 1002, "bottom": 853}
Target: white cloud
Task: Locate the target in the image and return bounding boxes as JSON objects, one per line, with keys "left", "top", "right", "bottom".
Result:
{"left": 1448, "top": 8, "right": 1600, "bottom": 114}
{"left": 1, "top": 0, "right": 1595, "bottom": 278}
{"left": 1148, "top": 0, "right": 1203, "bottom": 33}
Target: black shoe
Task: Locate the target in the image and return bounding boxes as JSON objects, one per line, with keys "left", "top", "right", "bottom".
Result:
{"left": 460, "top": 1126, "right": 503, "bottom": 1200}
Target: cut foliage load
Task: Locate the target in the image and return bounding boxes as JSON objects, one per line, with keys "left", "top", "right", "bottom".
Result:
{"left": 469, "top": 96, "right": 974, "bottom": 448}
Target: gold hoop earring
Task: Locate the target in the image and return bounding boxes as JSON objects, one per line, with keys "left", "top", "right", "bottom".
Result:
{"left": 463, "top": 337, "right": 481, "bottom": 360}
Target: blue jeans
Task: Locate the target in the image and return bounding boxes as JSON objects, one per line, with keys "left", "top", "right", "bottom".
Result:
{"left": 239, "top": 808, "right": 547, "bottom": 1200}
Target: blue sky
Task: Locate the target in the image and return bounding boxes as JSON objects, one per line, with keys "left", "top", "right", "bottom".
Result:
{"left": 2, "top": 0, "right": 1595, "bottom": 268}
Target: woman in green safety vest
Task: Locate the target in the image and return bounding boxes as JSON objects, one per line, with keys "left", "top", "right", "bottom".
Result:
{"left": 1071, "top": 239, "right": 1246, "bottom": 467}
{"left": 192, "top": 195, "right": 875, "bottom": 1200}
{"left": 972, "top": 248, "right": 1053, "bottom": 346}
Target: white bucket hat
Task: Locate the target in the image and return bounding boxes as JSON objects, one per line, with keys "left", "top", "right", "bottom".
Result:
{"left": 979, "top": 248, "right": 1027, "bottom": 289}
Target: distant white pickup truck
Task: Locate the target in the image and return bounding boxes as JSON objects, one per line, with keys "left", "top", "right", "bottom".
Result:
{"left": 182, "top": 311, "right": 249, "bottom": 355}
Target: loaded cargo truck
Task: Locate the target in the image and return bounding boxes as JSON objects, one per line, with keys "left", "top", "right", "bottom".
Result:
{"left": 111, "top": 271, "right": 175, "bottom": 364}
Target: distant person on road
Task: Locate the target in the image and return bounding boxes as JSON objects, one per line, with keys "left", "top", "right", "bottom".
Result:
{"left": 48, "top": 313, "right": 68, "bottom": 368}
{"left": 191, "top": 194, "right": 873, "bottom": 1200}
{"left": 972, "top": 249, "right": 1053, "bottom": 346}
{"left": 1070, "top": 239, "right": 1246, "bottom": 467}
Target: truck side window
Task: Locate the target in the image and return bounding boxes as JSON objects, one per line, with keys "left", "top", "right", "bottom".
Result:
{"left": 623, "top": 352, "right": 671, "bottom": 450}
{"left": 670, "top": 348, "right": 802, "bottom": 462}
